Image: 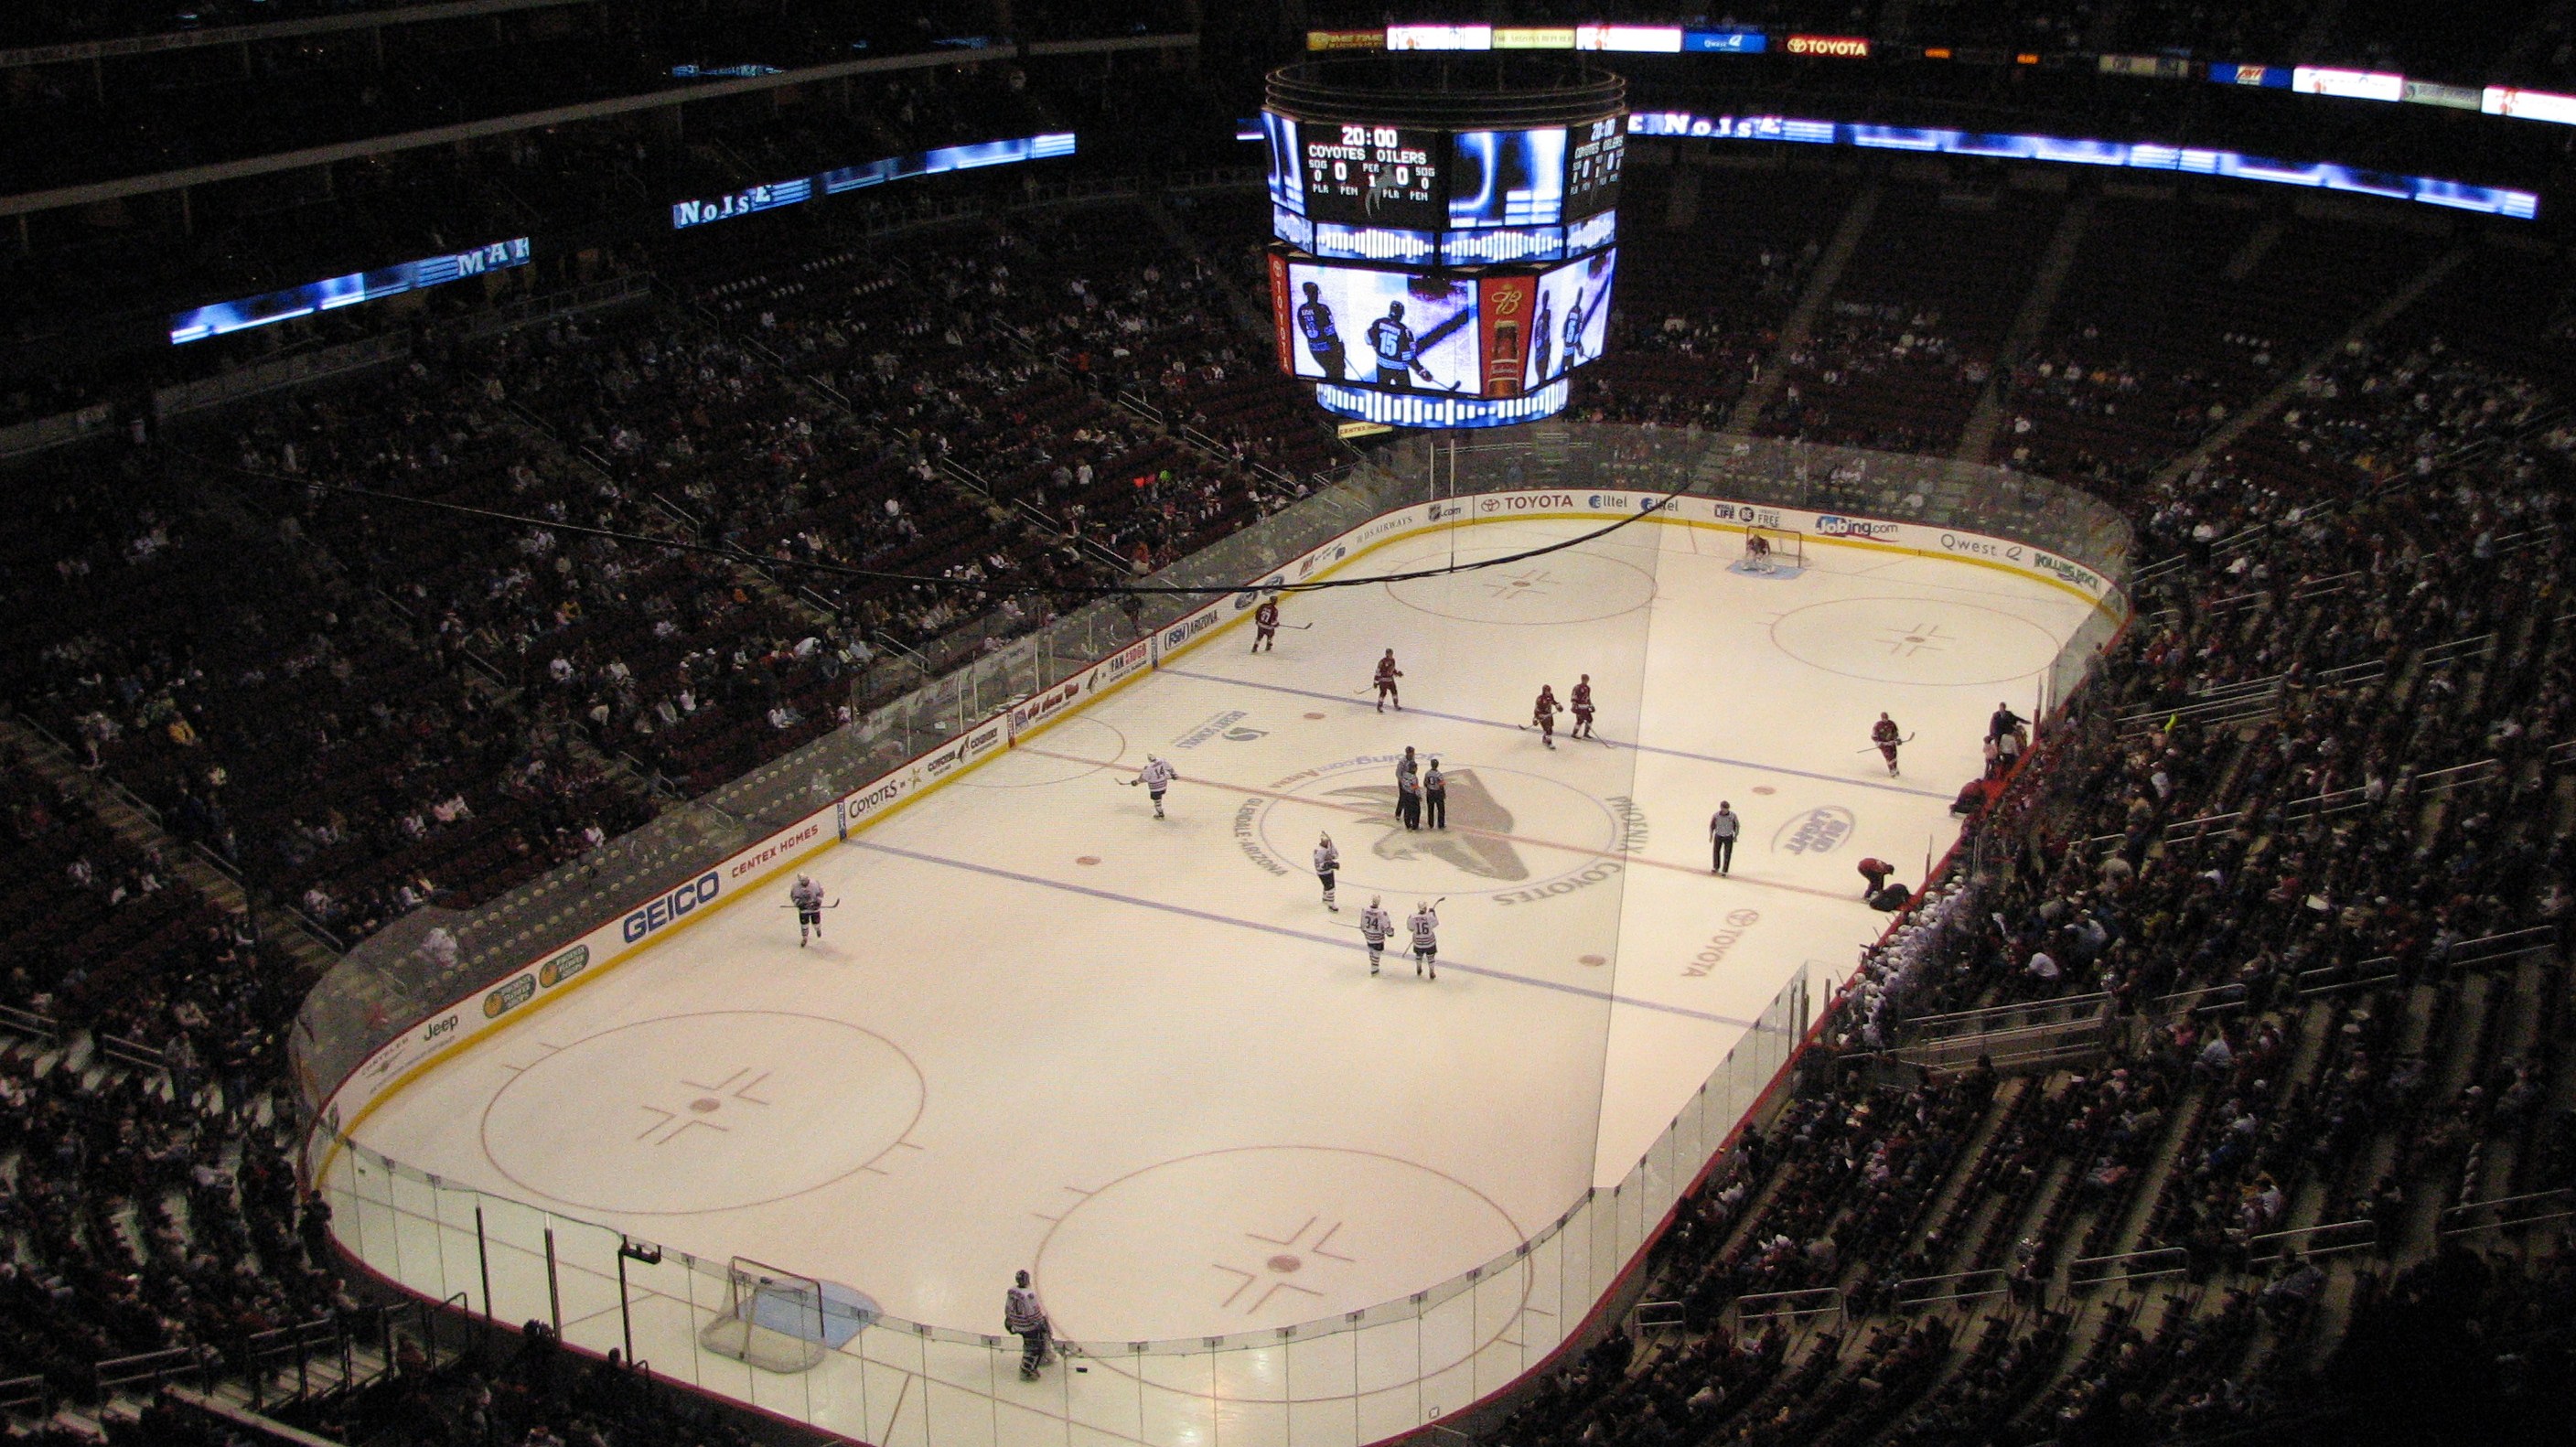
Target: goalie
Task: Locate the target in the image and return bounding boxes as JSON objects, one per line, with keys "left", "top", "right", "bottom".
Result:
{"left": 1744, "top": 531, "right": 1775, "bottom": 574}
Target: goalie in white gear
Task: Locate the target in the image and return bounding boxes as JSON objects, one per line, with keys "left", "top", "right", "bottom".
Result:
{"left": 1130, "top": 755, "right": 1176, "bottom": 817}
{"left": 789, "top": 874, "right": 828, "bottom": 947}
{"left": 1314, "top": 832, "right": 1340, "bottom": 911}
{"left": 1359, "top": 896, "right": 1392, "bottom": 973}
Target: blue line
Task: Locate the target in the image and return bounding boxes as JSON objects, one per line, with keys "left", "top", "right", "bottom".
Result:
{"left": 847, "top": 839, "right": 1761, "bottom": 1029}
{"left": 1162, "top": 668, "right": 1952, "bottom": 802}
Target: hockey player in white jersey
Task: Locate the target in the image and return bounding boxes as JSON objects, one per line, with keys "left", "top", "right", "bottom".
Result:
{"left": 1359, "top": 896, "right": 1393, "bottom": 973}
{"left": 1408, "top": 901, "right": 1439, "bottom": 980}
{"left": 1129, "top": 755, "right": 1177, "bottom": 817}
{"left": 1314, "top": 832, "right": 1340, "bottom": 911}
{"left": 789, "top": 874, "right": 829, "bottom": 947}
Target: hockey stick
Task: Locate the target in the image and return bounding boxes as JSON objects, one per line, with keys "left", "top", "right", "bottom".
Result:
{"left": 1852, "top": 734, "right": 1918, "bottom": 753}
{"left": 777, "top": 901, "right": 843, "bottom": 908}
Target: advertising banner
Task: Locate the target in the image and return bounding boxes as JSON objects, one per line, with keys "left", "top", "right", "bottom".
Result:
{"left": 1478, "top": 273, "right": 1538, "bottom": 397}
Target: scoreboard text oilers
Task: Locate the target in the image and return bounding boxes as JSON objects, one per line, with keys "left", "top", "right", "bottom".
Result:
{"left": 1262, "top": 57, "right": 1627, "bottom": 428}
{"left": 1302, "top": 124, "right": 1444, "bottom": 228}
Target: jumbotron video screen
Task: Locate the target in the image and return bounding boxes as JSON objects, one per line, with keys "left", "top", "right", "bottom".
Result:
{"left": 1262, "top": 59, "right": 1626, "bottom": 428}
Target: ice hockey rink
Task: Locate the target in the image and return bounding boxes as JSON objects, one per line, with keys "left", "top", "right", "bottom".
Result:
{"left": 334, "top": 511, "right": 2104, "bottom": 1444}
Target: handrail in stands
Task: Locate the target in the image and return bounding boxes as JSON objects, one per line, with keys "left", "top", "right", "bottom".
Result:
{"left": 2439, "top": 1188, "right": 2575, "bottom": 1237}
{"left": 2066, "top": 1245, "right": 2185, "bottom": 1290}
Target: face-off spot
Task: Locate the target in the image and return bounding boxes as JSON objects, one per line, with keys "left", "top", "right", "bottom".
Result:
{"left": 1036, "top": 1146, "right": 1524, "bottom": 1355}
{"left": 1076, "top": 855, "right": 1101, "bottom": 866}
{"left": 1385, "top": 545, "right": 1656, "bottom": 626}
{"left": 1770, "top": 596, "right": 2059, "bottom": 686}
{"left": 479, "top": 1012, "right": 922, "bottom": 1215}
{"left": 1579, "top": 954, "right": 1608, "bottom": 969}
{"left": 1303, "top": 712, "right": 1326, "bottom": 720}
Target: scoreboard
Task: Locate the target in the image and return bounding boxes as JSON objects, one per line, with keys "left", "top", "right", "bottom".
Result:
{"left": 1301, "top": 123, "right": 1445, "bottom": 229}
{"left": 1263, "top": 57, "right": 1626, "bottom": 429}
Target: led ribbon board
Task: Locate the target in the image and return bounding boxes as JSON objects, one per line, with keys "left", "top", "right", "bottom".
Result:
{"left": 1626, "top": 112, "right": 2538, "bottom": 218}
{"left": 670, "top": 134, "right": 1077, "bottom": 230}
{"left": 170, "top": 238, "right": 531, "bottom": 345}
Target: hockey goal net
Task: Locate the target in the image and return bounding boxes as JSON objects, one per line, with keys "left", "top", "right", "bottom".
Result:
{"left": 696, "top": 1257, "right": 878, "bottom": 1374}
{"left": 1743, "top": 526, "right": 1805, "bottom": 572}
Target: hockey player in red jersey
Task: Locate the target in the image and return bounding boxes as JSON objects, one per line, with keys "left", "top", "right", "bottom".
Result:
{"left": 1871, "top": 713, "right": 1905, "bottom": 776}
{"left": 1251, "top": 596, "right": 1281, "bottom": 652}
{"left": 1533, "top": 684, "right": 1560, "bottom": 749}
{"left": 1373, "top": 649, "right": 1403, "bottom": 712}
{"left": 1569, "top": 674, "right": 1595, "bottom": 739}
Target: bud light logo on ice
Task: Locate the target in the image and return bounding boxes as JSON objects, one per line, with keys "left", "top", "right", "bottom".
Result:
{"left": 625, "top": 872, "right": 721, "bottom": 943}
{"left": 1773, "top": 806, "right": 1856, "bottom": 856}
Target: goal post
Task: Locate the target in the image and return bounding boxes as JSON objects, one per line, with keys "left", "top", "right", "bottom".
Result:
{"left": 696, "top": 1257, "right": 879, "bottom": 1374}
{"left": 1744, "top": 526, "right": 1805, "bottom": 573}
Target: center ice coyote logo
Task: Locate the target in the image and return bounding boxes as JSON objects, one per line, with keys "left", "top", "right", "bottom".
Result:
{"left": 1326, "top": 769, "right": 1529, "bottom": 881}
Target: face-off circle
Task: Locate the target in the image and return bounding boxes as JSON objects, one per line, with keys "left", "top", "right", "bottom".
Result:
{"left": 1254, "top": 758, "right": 1623, "bottom": 897}
{"left": 1383, "top": 544, "right": 1657, "bottom": 627}
{"left": 480, "top": 1012, "right": 922, "bottom": 1215}
{"left": 1035, "top": 1145, "right": 1526, "bottom": 1353}
{"left": 1768, "top": 596, "right": 2061, "bottom": 686}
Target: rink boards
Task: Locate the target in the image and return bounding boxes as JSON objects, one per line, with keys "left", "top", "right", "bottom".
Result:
{"left": 307, "top": 486, "right": 2117, "bottom": 1177}
{"left": 304, "top": 483, "right": 2125, "bottom": 1446}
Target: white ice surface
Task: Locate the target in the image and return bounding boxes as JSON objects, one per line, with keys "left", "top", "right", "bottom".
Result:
{"left": 347, "top": 515, "right": 2094, "bottom": 1353}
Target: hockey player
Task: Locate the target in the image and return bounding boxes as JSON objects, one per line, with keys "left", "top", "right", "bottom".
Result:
{"left": 1570, "top": 674, "right": 1595, "bottom": 739}
{"left": 1532, "top": 684, "right": 1560, "bottom": 749}
{"left": 1408, "top": 900, "right": 1440, "bottom": 980}
{"left": 1530, "top": 290, "right": 1555, "bottom": 386}
{"left": 1130, "top": 755, "right": 1177, "bottom": 817}
{"left": 1252, "top": 596, "right": 1282, "bottom": 652}
{"left": 1366, "top": 301, "right": 1428, "bottom": 390}
{"left": 1315, "top": 831, "right": 1340, "bottom": 912}
{"left": 1857, "top": 857, "right": 1894, "bottom": 897}
{"left": 1373, "top": 649, "right": 1403, "bottom": 713}
{"left": 1745, "top": 531, "right": 1774, "bottom": 573}
{"left": 1871, "top": 713, "right": 1905, "bottom": 777}
{"left": 1295, "top": 281, "right": 1347, "bottom": 381}
{"left": 1359, "top": 895, "right": 1393, "bottom": 973}
{"left": 1004, "top": 1270, "right": 1052, "bottom": 1381}
{"left": 789, "top": 874, "right": 828, "bottom": 947}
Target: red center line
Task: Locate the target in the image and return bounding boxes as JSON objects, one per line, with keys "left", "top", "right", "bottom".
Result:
{"left": 1020, "top": 747, "right": 1861, "bottom": 906}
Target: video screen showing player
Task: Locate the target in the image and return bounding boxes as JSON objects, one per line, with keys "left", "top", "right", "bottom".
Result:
{"left": 1284, "top": 263, "right": 1480, "bottom": 393}
{"left": 1261, "top": 112, "right": 1304, "bottom": 213}
{"left": 1451, "top": 128, "right": 1568, "bottom": 229}
{"left": 1522, "top": 248, "right": 1618, "bottom": 391}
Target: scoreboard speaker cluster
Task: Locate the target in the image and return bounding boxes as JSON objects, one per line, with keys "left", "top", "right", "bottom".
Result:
{"left": 1262, "top": 56, "right": 1626, "bottom": 429}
